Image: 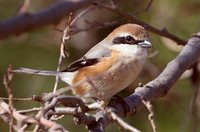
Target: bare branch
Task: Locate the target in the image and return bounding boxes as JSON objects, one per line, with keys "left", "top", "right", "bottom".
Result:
{"left": 71, "top": 20, "right": 120, "bottom": 34}
{"left": 3, "top": 65, "right": 14, "bottom": 132}
{"left": 0, "top": 0, "right": 90, "bottom": 40}
{"left": 43, "top": 96, "right": 89, "bottom": 116}
{"left": 142, "top": 100, "right": 156, "bottom": 132}
{"left": 0, "top": 97, "right": 33, "bottom": 101}
{"left": 18, "top": 124, "right": 29, "bottom": 132}
{"left": 17, "top": 0, "right": 30, "bottom": 15}
{"left": 107, "top": 108, "right": 141, "bottom": 132}
{"left": 92, "top": 0, "right": 187, "bottom": 45}
{"left": 70, "top": 6, "right": 95, "bottom": 26}
{"left": 0, "top": 101, "right": 68, "bottom": 131}
{"left": 53, "top": 13, "right": 73, "bottom": 93}
{"left": 0, "top": 101, "right": 38, "bottom": 124}
{"left": 134, "top": 0, "right": 154, "bottom": 14}
{"left": 18, "top": 107, "right": 42, "bottom": 114}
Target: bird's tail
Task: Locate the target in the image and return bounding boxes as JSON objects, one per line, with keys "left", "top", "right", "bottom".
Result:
{"left": 13, "top": 67, "right": 62, "bottom": 76}
{"left": 13, "top": 67, "right": 74, "bottom": 85}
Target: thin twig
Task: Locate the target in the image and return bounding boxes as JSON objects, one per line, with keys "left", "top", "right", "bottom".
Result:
{"left": 53, "top": 12, "right": 73, "bottom": 93}
{"left": 53, "top": 6, "right": 94, "bottom": 92}
{"left": 0, "top": 101, "right": 38, "bottom": 124}
{"left": 18, "top": 107, "right": 42, "bottom": 114}
{"left": 53, "top": 35, "right": 67, "bottom": 93}
{"left": 70, "top": 6, "right": 95, "bottom": 25}
{"left": 0, "top": 97, "right": 33, "bottom": 101}
{"left": 18, "top": 124, "right": 29, "bottom": 132}
{"left": 142, "top": 100, "right": 157, "bottom": 132}
{"left": 107, "top": 108, "right": 141, "bottom": 132}
{"left": 71, "top": 20, "right": 120, "bottom": 34}
{"left": 134, "top": 0, "right": 154, "bottom": 14}
{"left": 0, "top": 100, "right": 69, "bottom": 131}
{"left": 92, "top": 0, "right": 187, "bottom": 45}
{"left": 43, "top": 96, "right": 88, "bottom": 115}
{"left": 17, "top": 0, "right": 30, "bottom": 15}
{"left": 3, "top": 65, "right": 14, "bottom": 132}
{"left": 33, "top": 125, "right": 40, "bottom": 132}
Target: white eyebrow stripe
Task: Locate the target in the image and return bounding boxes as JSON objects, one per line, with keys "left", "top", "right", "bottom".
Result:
{"left": 118, "top": 32, "right": 131, "bottom": 37}
{"left": 118, "top": 32, "right": 138, "bottom": 40}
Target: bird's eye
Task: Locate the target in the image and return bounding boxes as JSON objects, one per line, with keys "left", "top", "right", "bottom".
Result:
{"left": 125, "top": 36, "right": 135, "bottom": 43}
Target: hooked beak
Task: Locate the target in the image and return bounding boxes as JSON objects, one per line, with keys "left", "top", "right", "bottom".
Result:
{"left": 138, "top": 40, "right": 152, "bottom": 48}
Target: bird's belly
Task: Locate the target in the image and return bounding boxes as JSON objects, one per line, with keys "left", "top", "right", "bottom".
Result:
{"left": 72, "top": 58, "right": 145, "bottom": 102}
{"left": 100, "top": 59, "right": 144, "bottom": 100}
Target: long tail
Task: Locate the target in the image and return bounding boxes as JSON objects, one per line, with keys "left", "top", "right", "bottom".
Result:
{"left": 13, "top": 67, "right": 62, "bottom": 76}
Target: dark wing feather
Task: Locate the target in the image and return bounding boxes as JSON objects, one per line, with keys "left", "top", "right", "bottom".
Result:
{"left": 62, "top": 43, "right": 111, "bottom": 72}
{"left": 62, "top": 57, "right": 99, "bottom": 72}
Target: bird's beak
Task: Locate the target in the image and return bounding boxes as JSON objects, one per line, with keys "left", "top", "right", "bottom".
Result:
{"left": 138, "top": 40, "right": 152, "bottom": 48}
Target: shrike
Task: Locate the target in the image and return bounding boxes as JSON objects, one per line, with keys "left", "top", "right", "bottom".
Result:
{"left": 14, "top": 23, "right": 152, "bottom": 103}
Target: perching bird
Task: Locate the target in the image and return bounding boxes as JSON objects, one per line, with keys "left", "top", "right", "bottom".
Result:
{"left": 14, "top": 23, "right": 152, "bottom": 103}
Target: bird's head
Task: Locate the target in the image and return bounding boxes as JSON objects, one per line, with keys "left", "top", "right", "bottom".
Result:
{"left": 104, "top": 23, "right": 152, "bottom": 55}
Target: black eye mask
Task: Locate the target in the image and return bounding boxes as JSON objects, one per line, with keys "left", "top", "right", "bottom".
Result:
{"left": 113, "top": 35, "right": 144, "bottom": 45}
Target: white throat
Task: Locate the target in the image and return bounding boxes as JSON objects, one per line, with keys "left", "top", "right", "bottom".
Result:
{"left": 110, "top": 44, "right": 145, "bottom": 56}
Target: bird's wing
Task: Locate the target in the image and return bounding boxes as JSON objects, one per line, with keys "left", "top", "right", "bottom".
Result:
{"left": 62, "top": 58, "right": 99, "bottom": 72}
{"left": 62, "top": 45, "right": 111, "bottom": 72}
{"left": 84, "top": 43, "right": 111, "bottom": 58}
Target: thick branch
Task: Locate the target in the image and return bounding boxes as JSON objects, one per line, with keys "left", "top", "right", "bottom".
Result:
{"left": 88, "top": 33, "right": 200, "bottom": 131}
{"left": 0, "top": 0, "right": 90, "bottom": 40}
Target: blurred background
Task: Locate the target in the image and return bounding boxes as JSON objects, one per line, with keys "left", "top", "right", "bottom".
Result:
{"left": 0, "top": 0, "right": 200, "bottom": 131}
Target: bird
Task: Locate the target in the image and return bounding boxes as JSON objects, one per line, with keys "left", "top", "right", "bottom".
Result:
{"left": 14, "top": 23, "right": 152, "bottom": 103}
